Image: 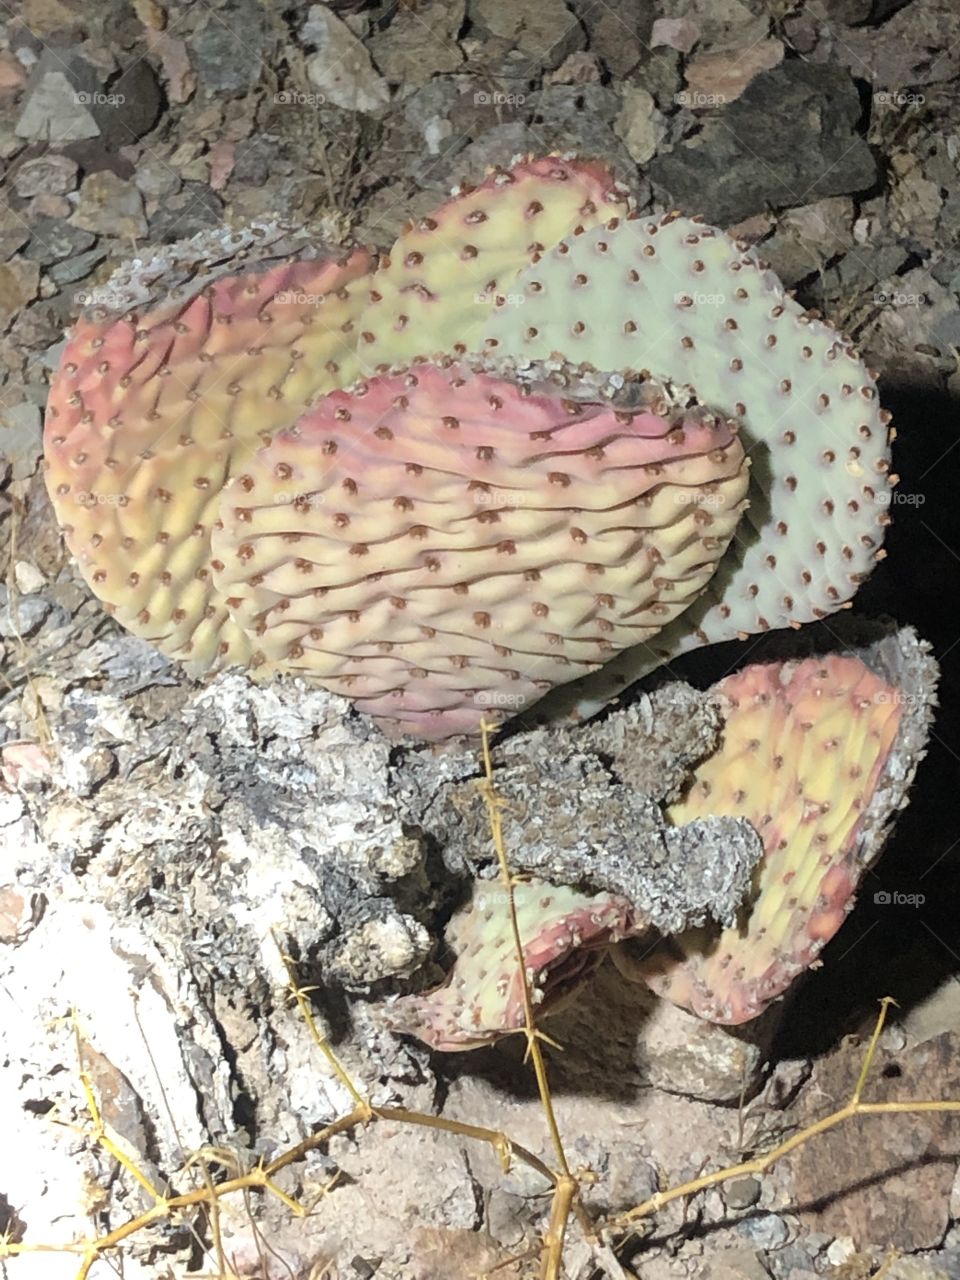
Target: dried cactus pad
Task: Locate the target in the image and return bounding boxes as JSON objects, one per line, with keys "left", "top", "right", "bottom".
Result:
{"left": 387, "top": 880, "right": 641, "bottom": 1050}
{"left": 642, "top": 654, "right": 904, "bottom": 1023}
{"left": 348, "top": 155, "right": 630, "bottom": 372}
{"left": 211, "top": 361, "right": 749, "bottom": 740}
{"left": 43, "top": 246, "right": 374, "bottom": 670}
{"left": 478, "top": 212, "right": 895, "bottom": 720}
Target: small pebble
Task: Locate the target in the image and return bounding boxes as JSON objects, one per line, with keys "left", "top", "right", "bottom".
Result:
{"left": 724, "top": 1175, "right": 762, "bottom": 1210}
{"left": 13, "top": 153, "right": 79, "bottom": 198}
{"left": 737, "top": 1212, "right": 790, "bottom": 1249}
{"left": 825, "top": 1236, "right": 857, "bottom": 1266}
{"left": 13, "top": 561, "right": 45, "bottom": 594}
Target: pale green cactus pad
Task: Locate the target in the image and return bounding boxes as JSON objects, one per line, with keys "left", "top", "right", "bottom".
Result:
{"left": 472, "top": 211, "right": 895, "bottom": 719}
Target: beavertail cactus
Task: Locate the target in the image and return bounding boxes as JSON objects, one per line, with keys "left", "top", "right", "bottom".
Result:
{"left": 641, "top": 635, "right": 936, "bottom": 1023}
{"left": 44, "top": 234, "right": 375, "bottom": 671}
{"left": 388, "top": 880, "right": 641, "bottom": 1051}
{"left": 211, "top": 361, "right": 747, "bottom": 739}
{"left": 485, "top": 212, "right": 896, "bottom": 720}
{"left": 43, "top": 156, "right": 894, "bottom": 740}
{"left": 346, "top": 154, "right": 630, "bottom": 371}
{"left": 391, "top": 630, "right": 935, "bottom": 1049}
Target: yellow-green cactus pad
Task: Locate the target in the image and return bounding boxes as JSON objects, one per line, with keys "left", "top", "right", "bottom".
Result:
{"left": 344, "top": 154, "right": 630, "bottom": 372}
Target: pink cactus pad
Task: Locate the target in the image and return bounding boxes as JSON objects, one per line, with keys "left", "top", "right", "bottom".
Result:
{"left": 43, "top": 247, "right": 375, "bottom": 670}
{"left": 211, "top": 361, "right": 749, "bottom": 739}
{"left": 642, "top": 655, "right": 904, "bottom": 1023}
{"left": 387, "top": 880, "right": 641, "bottom": 1050}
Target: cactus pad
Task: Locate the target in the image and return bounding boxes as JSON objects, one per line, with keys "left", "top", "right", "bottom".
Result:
{"left": 387, "top": 880, "right": 640, "bottom": 1050}
{"left": 476, "top": 213, "right": 895, "bottom": 718}
{"left": 211, "top": 361, "right": 748, "bottom": 739}
{"left": 348, "top": 156, "right": 630, "bottom": 372}
{"left": 43, "top": 246, "right": 375, "bottom": 670}
{"left": 43, "top": 155, "right": 895, "bottom": 744}
{"left": 641, "top": 655, "right": 904, "bottom": 1023}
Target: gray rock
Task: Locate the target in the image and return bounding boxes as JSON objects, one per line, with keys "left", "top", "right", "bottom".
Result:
{"left": 724, "top": 1176, "right": 763, "bottom": 1210}
{"left": 402, "top": 78, "right": 464, "bottom": 135}
{"left": 133, "top": 158, "right": 183, "bottom": 201}
{"left": 12, "top": 153, "right": 78, "bottom": 198}
{"left": 0, "top": 586, "right": 51, "bottom": 639}
{"left": 147, "top": 182, "right": 223, "bottom": 242}
{"left": 639, "top": 46, "right": 685, "bottom": 108}
{"left": 190, "top": 0, "right": 265, "bottom": 93}
{"left": 0, "top": 401, "right": 42, "bottom": 481}
{"left": 525, "top": 84, "right": 639, "bottom": 176}
{"left": 767, "top": 1245, "right": 819, "bottom": 1278}
{"left": 616, "top": 85, "right": 666, "bottom": 165}
{"left": 700, "top": 1249, "right": 772, "bottom": 1280}
{"left": 575, "top": 0, "right": 653, "bottom": 76}
{"left": 817, "top": 0, "right": 872, "bottom": 19}
{"left": 368, "top": 0, "right": 465, "bottom": 86}
{"left": 760, "top": 196, "right": 855, "bottom": 286}
{"left": 0, "top": 214, "right": 30, "bottom": 261}
{"left": 15, "top": 49, "right": 101, "bottom": 142}
{"left": 737, "top": 1213, "right": 791, "bottom": 1250}
{"left": 819, "top": 241, "right": 910, "bottom": 298}
{"left": 451, "top": 122, "right": 547, "bottom": 177}
{"left": 102, "top": 62, "right": 163, "bottom": 145}
{"left": 801, "top": 1233, "right": 833, "bottom": 1256}
{"left": 931, "top": 310, "right": 960, "bottom": 350}
{"left": 649, "top": 62, "right": 877, "bottom": 225}
{"left": 24, "top": 218, "right": 96, "bottom": 266}
{"left": 469, "top": 0, "right": 586, "bottom": 71}
{"left": 884, "top": 1261, "right": 952, "bottom": 1280}
{"left": 834, "top": 0, "right": 960, "bottom": 90}
{"left": 628, "top": 989, "right": 773, "bottom": 1103}
{"left": 660, "top": 0, "right": 769, "bottom": 50}
{"left": 225, "top": 136, "right": 291, "bottom": 187}
{"left": 303, "top": 6, "right": 390, "bottom": 112}
{"left": 527, "top": 83, "right": 622, "bottom": 127}
{"left": 71, "top": 171, "right": 147, "bottom": 239}
{"left": 47, "top": 245, "right": 107, "bottom": 286}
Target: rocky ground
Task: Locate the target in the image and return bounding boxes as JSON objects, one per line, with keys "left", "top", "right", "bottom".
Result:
{"left": 2, "top": 0, "right": 960, "bottom": 1277}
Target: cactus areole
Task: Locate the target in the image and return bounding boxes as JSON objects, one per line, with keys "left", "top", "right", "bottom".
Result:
{"left": 44, "top": 155, "right": 895, "bottom": 742}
